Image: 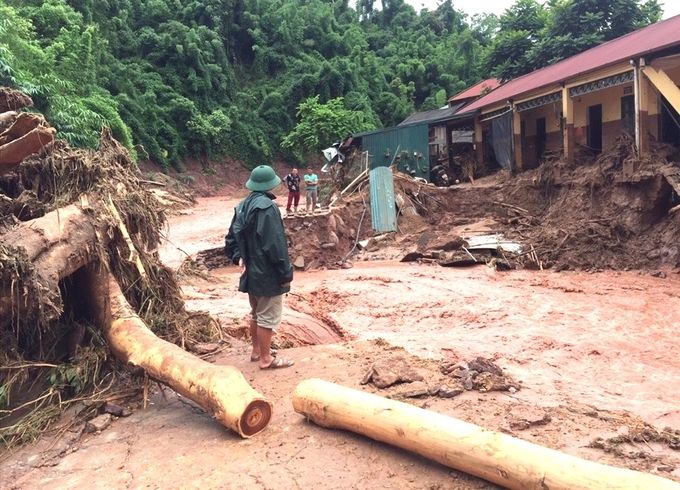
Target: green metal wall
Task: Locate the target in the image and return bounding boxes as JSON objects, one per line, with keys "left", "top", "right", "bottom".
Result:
{"left": 361, "top": 124, "right": 430, "bottom": 180}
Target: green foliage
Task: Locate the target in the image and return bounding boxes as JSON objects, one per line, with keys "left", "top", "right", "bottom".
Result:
{"left": 484, "top": 0, "right": 661, "bottom": 82}
{"left": 282, "top": 95, "right": 375, "bottom": 161}
{"left": 0, "top": 0, "right": 663, "bottom": 167}
{"left": 187, "top": 109, "right": 232, "bottom": 159}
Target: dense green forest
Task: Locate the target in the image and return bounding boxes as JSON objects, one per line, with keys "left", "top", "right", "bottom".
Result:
{"left": 0, "top": 0, "right": 662, "bottom": 171}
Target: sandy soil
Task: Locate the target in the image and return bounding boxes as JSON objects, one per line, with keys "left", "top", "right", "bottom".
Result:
{"left": 3, "top": 191, "right": 680, "bottom": 489}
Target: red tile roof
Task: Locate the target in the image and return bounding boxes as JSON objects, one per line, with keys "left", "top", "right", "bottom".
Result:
{"left": 464, "top": 15, "right": 680, "bottom": 113}
{"left": 448, "top": 78, "right": 501, "bottom": 103}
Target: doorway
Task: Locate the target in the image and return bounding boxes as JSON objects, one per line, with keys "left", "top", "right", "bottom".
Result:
{"left": 621, "top": 95, "right": 634, "bottom": 134}
{"left": 536, "top": 117, "right": 546, "bottom": 162}
{"left": 587, "top": 104, "right": 603, "bottom": 153}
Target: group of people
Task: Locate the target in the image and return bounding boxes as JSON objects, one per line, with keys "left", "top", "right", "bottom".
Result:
{"left": 224, "top": 164, "right": 319, "bottom": 370}
{"left": 281, "top": 166, "right": 319, "bottom": 218}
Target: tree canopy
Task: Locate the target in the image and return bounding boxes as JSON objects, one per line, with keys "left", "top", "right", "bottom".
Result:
{"left": 0, "top": 0, "right": 665, "bottom": 170}
{"left": 483, "top": 0, "right": 662, "bottom": 82}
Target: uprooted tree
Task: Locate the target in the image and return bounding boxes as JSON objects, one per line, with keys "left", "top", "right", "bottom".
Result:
{"left": 0, "top": 87, "right": 272, "bottom": 447}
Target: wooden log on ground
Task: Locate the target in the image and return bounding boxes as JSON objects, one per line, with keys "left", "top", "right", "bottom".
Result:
{"left": 1, "top": 202, "right": 272, "bottom": 437}
{"left": 293, "top": 378, "right": 680, "bottom": 490}
{"left": 0, "top": 125, "right": 56, "bottom": 175}
{"left": 96, "top": 275, "right": 273, "bottom": 438}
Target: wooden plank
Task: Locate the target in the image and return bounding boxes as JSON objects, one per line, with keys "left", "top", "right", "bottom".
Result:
{"left": 642, "top": 66, "right": 680, "bottom": 116}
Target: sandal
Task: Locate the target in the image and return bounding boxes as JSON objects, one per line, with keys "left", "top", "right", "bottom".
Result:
{"left": 260, "top": 358, "right": 294, "bottom": 370}
{"left": 250, "top": 349, "right": 278, "bottom": 362}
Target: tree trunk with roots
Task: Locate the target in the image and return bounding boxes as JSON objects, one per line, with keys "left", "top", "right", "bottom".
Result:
{"left": 0, "top": 87, "right": 271, "bottom": 439}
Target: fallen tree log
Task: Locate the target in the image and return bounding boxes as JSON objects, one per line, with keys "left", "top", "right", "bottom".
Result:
{"left": 93, "top": 273, "right": 273, "bottom": 438}
{"left": 1, "top": 199, "right": 272, "bottom": 437}
{"left": 0, "top": 125, "right": 56, "bottom": 175}
{"left": 0, "top": 202, "right": 103, "bottom": 322}
{"left": 293, "top": 378, "right": 680, "bottom": 490}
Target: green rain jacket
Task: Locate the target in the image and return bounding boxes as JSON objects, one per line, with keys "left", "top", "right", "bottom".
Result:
{"left": 225, "top": 191, "right": 293, "bottom": 297}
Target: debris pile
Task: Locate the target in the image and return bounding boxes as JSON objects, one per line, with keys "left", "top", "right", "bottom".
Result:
{"left": 440, "top": 357, "right": 520, "bottom": 394}
{"left": 360, "top": 355, "right": 519, "bottom": 400}
{"left": 0, "top": 88, "right": 218, "bottom": 449}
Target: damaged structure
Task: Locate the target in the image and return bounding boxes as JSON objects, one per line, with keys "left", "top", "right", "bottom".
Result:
{"left": 339, "top": 15, "right": 680, "bottom": 184}
{"left": 462, "top": 13, "right": 680, "bottom": 173}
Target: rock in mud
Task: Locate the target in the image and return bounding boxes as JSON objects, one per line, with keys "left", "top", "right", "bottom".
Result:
{"left": 293, "top": 256, "right": 305, "bottom": 269}
{"left": 650, "top": 270, "right": 667, "bottom": 279}
{"left": 468, "top": 357, "right": 504, "bottom": 376}
{"left": 102, "top": 402, "right": 130, "bottom": 418}
{"left": 320, "top": 242, "right": 336, "bottom": 249}
{"left": 393, "top": 381, "right": 430, "bottom": 398}
{"left": 361, "top": 356, "right": 424, "bottom": 389}
{"left": 440, "top": 361, "right": 468, "bottom": 375}
{"left": 304, "top": 259, "right": 320, "bottom": 271}
{"left": 190, "top": 342, "right": 221, "bottom": 355}
{"left": 419, "top": 234, "right": 468, "bottom": 253}
{"left": 86, "top": 413, "right": 112, "bottom": 433}
{"left": 451, "top": 368, "right": 475, "bottom": 379}
{"left": 437, "top": 383, "right": 465, "bottom": 398}
{"left": 565, "top": 403, "right": 599, "bottom": 418}
{"left": 473, "top": 372, "right": 520, "bottom": 392}
{"left": 508, "top": 407, "right": 551, "bottom": 430}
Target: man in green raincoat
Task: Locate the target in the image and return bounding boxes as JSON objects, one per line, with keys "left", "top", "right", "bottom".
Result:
{"left": 225, "top": 165, "right": 295, "bottom": 369}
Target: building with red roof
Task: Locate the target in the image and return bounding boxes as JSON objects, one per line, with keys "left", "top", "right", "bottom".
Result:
{"left": 461, "top": 15, "right": 680, "bottom": 171}
{"left": 447, "top": 79, "right": 500, "bottom": 106}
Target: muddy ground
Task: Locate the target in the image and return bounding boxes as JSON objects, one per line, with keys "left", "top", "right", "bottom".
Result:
{"left": 2, "top": 158, "right": 680, "bottom": 489}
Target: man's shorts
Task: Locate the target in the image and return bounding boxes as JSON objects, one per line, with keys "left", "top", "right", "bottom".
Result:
{"left": 249, "top": 294, "right": 284, "bottom": 329}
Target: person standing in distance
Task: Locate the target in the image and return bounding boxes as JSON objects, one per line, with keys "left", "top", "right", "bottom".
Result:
{"left": 304, "top": 165, "right": 319, "bottom": 216}
{"left": 283, "top": 168, "right": 301, "bottom": 218}
{"left": 225, "top": 165, "right": 295, "bottom": 370}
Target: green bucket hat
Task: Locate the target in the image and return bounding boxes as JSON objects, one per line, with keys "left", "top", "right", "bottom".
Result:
{"left": 246, "top": 165, "right": 281, "bottom": 191}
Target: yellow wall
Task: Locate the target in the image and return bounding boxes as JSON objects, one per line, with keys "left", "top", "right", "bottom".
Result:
{"left": 519, "top": 103, "right": 561, "bottom": 137}
{"left": 572, "top": 84, "right": 633, "bottom": 127}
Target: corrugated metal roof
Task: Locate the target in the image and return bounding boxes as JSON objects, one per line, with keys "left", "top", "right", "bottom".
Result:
{"left": 465, "top": 15, "right": 680, "bottom": 113}
{"left": 355, "top": 109, "right": 475, "bottom": 139}
{"left": 448, "top": 78, "right": 500, "bottom": 103}
{"left": 398, "top": 101, "right": 467, "bottom": 125}
{"left": 369, "top": 167, "right": 397, "bottom": 233}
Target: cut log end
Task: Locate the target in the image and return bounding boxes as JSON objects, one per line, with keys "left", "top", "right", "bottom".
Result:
{"left": 237, "top": 399, "right": 273, "bottom": 437}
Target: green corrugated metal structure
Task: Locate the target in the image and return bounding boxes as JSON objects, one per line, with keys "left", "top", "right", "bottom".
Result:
{"left": 355, "top": 124, "right": 430, "bottom": 180}
{"left": 352, "top": 109, "right": 475, "bottom": 181}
